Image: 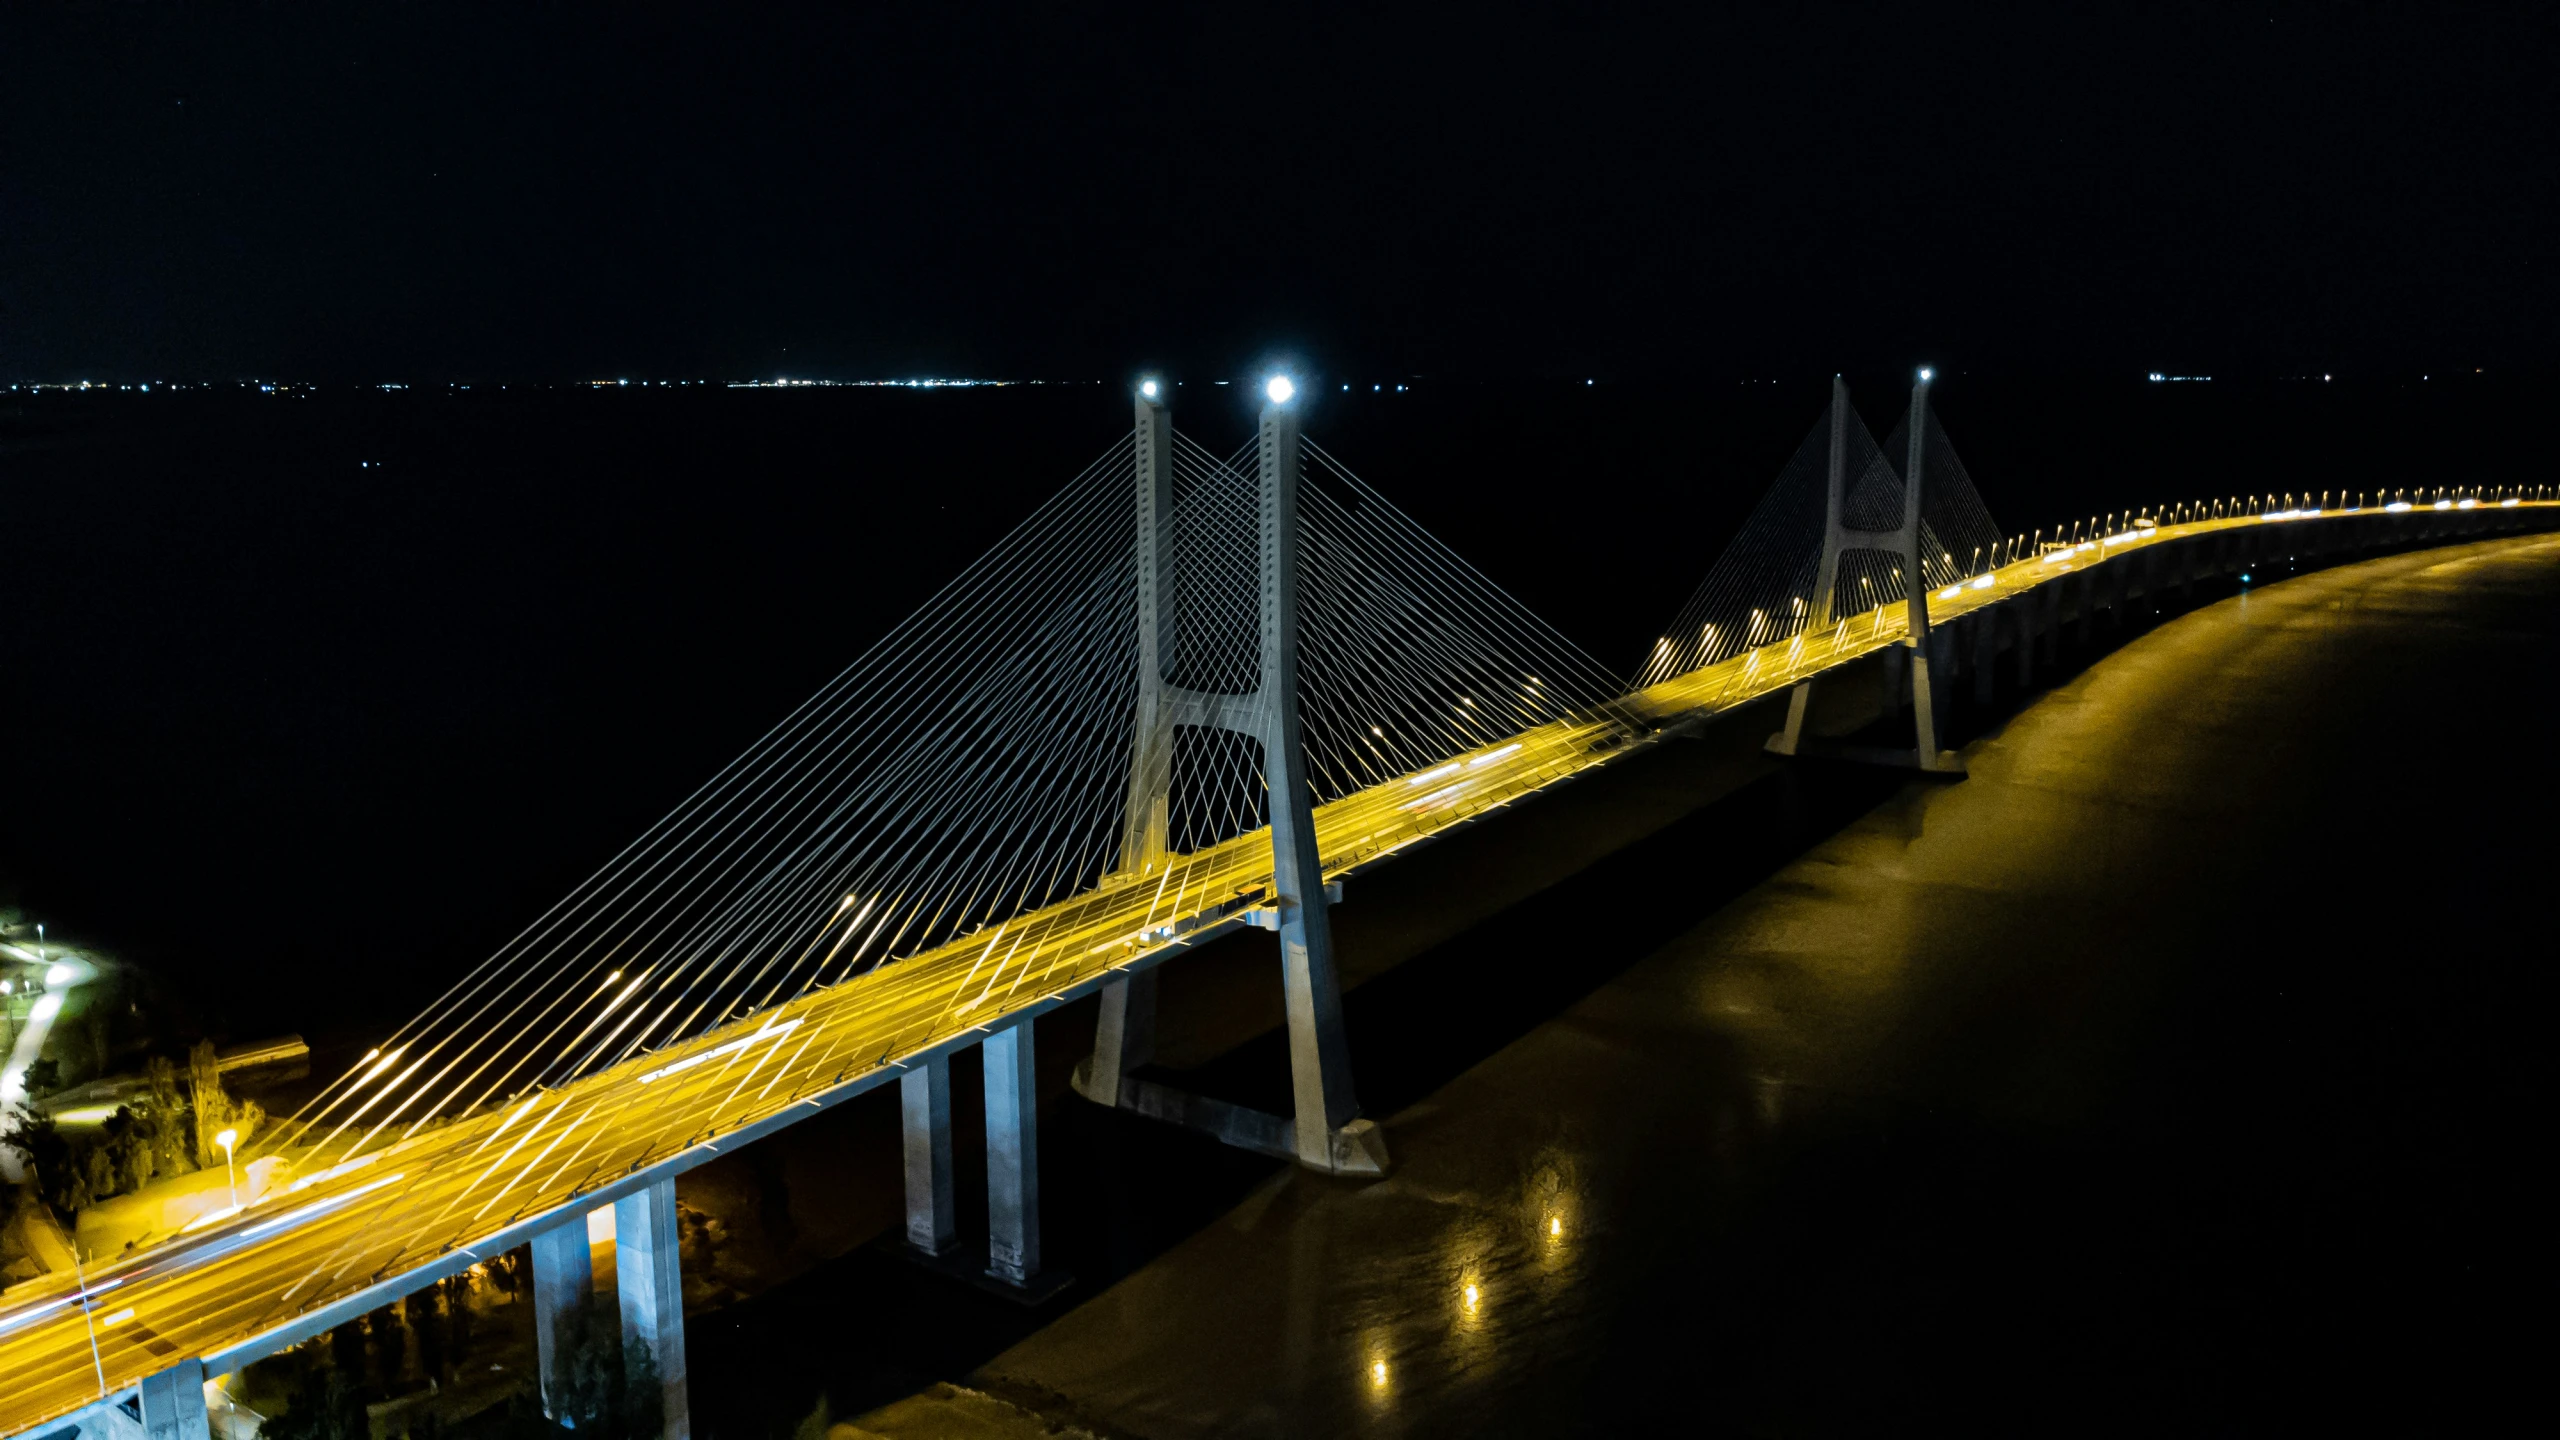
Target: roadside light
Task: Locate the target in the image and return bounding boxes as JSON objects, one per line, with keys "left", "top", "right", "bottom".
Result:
{"left": 217, "top": 1127, "right": 240, "bottom": 1208}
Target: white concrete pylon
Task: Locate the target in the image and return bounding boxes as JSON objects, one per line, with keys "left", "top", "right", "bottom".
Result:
{"left": 1074, "top": 383, "right": 1385, "bottom": 1177}
{"left": 1765, "top": 373, "right": 1964, "bottom": 775}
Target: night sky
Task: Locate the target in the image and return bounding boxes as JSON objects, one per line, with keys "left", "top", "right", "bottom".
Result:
{"left": 5, "top": 2, "right": 2550, "bottom": 384}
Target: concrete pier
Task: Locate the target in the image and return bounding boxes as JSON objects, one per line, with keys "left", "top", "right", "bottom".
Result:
{"left": 135, "top": 1360, "right": 207, "bottom": 1440}
{"left": 899, "top": 1054, "right": 957, "bottom": 1255}
{"left": 982, "top": 1023, "right": 1041, "bottom": 1287}
{"left": 527, "top": 1211, "right": 593, "bottom": 1417}
{"left": 614, "top": 1178, "right": 689, "bottom": 1440}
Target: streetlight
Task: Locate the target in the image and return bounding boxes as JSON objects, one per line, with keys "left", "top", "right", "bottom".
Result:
{"left": 216, "top": 1128, "right": 239, "bottom": 1209}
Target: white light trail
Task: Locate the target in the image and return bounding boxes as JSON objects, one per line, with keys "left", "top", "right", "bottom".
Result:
{"left": 288, "top": 1152, "right": 382, "bottom": 1194}
{"left": 241, "top": 1173, "right": 406, "bottom": 1241}
{"left": 0, "top": 1278, "right": 122, "bottom": 1336}
{"left": 637, "top": 1018, "right": 803, "bottom": 1085}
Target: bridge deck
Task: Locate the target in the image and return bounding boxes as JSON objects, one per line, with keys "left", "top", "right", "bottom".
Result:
{"left": 2, "top": 501, "right": 2549, "bottom": 1434}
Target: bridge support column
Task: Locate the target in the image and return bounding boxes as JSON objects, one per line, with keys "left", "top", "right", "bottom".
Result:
{"left": 529, "top": 1210, "right": 595, "bottom": 1419}
{"left": 615, "top": 1177, "right": 690, "bottom": 1440}
{"left": 983, "top": 1020, "right": 1050, "bottom": 1287}
{"left": 900, "top": 1053, "right": 957, "bottom": 1255}
{"left": 138, "top": 1358, "right": 210, "bottom": 1440}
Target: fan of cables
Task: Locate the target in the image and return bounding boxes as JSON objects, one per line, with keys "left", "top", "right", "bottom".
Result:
{"left": 282, "top": 420, "right": 1624, "bottom": 1148}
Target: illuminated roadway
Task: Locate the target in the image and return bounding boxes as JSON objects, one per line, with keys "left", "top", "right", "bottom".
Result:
{"left": 1, "top": 499, "right": 2550, "bottom": 1435}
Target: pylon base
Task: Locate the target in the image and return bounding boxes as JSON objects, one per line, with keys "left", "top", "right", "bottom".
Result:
{"left": 1768, "top": 737, "right": 1967, "bottom": 776}
{"left": 1070, "top": 1059, "right": 1389, "bottom": 1177}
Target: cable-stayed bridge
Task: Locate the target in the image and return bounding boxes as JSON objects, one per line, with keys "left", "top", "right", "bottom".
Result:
{"left": 5, "top": 376, "right": 2553, "bottom": 1440}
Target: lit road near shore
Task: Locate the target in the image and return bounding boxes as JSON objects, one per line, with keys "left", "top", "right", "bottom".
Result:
{"left": 0, "top": 499, "right": 2550, "bottom": 1435}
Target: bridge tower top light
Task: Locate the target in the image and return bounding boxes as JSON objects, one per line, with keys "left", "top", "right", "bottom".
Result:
{"left": 1265, "top": 375, "right": 1296, "bottom": 405}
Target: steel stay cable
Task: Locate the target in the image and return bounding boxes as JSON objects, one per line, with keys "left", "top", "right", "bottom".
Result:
{"left": 355, "top": 450, "right": 1145, "bottom": 1126}
{"left": 292, "top": 440, "right": 1143, "bottom": 1149}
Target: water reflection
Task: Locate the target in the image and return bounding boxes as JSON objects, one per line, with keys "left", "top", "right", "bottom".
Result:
{"left": 1364, "top": 1342, "right": 1393, "bottom": 1413}
{"left": 1528, "top": 1152, "right": 1580, "bottom": 1276}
